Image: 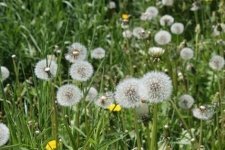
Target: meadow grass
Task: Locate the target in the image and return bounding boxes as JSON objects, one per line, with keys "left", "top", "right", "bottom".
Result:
{"left": 0, "top": 0, "right": 225, "bottom": 149}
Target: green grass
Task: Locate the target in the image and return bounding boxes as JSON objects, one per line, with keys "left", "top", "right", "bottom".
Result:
{"left": 0, "top": 0, "right": 225, "bottom": 149}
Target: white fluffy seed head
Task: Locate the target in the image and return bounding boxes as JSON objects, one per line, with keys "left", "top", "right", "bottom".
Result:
{"left": 122, "top": 30, "right": 133, "bottom": 39}
{"left": 180, "top": 47, "right": 194, "bottom": 60}
{"left": 154, "top": 30, "right": 172, "bottom": 45}
{"left": 0, "top": 123, "right": 10, "bottom": 146}
{"left": 209, "top": 55, "right": 225, "bottom": 71}
{"left": 108, "top": 1, "right": 116, "bottom": 9}
{"left": 115, "top": 78, "right": 142, "bottom": 108}
{"left": 145, "top": 6, "right": 159, "bottom": 18}
{"left": 178, "top": 94, "right": 194, "bottom": 109}
{"left": 65, "top": 42, "right": 87, "bottom": 63}
{"left": 133, "top": 27, "right": 149, "bottom": 39}
{"left": 95, "top": 92, "right": 114, "bottom": 108}
{"left": 91, "top": 47, "right": 105, "bottom": 59}
{"left": 192, "top": 106, "right": 214, "bottom": 120}
{"left": 69, "top": 61, "right": 94, "bottom": 82}
{"left": 86, "top": 87, "right": 98, "bottom": 101}
{"left": 141, "top": 71, "right": 173, "bottom": 103}
{"left": 148, "top": 47, "right": 165, "bottom": 57}
{"left": 34, "top": 59, "right": 57, "bottom": 80}
{"left": 160, "top": 15, "right": 174, "bottom": 26}
{"left": 171, "top": 23, "right": 184, "bottom": 35}
{"left": 0, "top": 66, "right": 10, "bottom": 81}
{"left": 162, "top": 0, "right": 174, "bottom": 6}
{"left": 56, "top": 84, "right": 82, "bottom": 106}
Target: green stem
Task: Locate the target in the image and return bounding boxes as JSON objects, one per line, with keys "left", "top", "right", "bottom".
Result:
{"left": 199, "top": 120, "right": 203, "bottom": 148}
{"left": 146, "top": 124, "right": 151, "bottom": 150}
{"left": 134, "top": 110, "right": 141, "bottom": 150}
{"left": 151, "top": 104, "right": 158, "bottom": 150}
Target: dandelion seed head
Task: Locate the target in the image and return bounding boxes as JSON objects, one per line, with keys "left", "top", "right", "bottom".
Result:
{"left": 162, "top": 0, "right": 174, "bottom": 6}
{"left": 56, "top": 84, "right": 82, "bottom": 106}
{"left": 115, "top": 78, "right": 142, "bottom": 108}
{"left": 95, "top": 92, "right": 114, "bottom": 108}
{"left": 180, "top": 47, "right": 194, "bottom": 60}
{"left": 108, "top": 1, "right": 116, "bottom": 9}
{"left": 0, "top": 123, "right": 10, "bottom": 146}
{"left": 148, "top": 47, "right": 165, "bottom": 58}
{"left": 171, "top": 23, "right": 184, "bottom": 35}
{"left": 209, "top": 55, "right": 225, "bottom": 71}
{"left": 160, "top": 15, "right": 174, "bottom": 26}
{"left": 86, "top": 87, "right": 98, "bottom": 101}
{"left": 0, "top": 66, "right": 10, "bottom": 81}
{"left": 133, "top": 27, "right": 149, "bottom": 39}
{"left": 69, "top": 61, "right": 94, "bottom": 82}
{"left": 141, "top": 71, "right": 173, "bottom": 103}
{"left": 154, "top": 30, "right": 171, "bottom": 45}
{"left": 65, "top": 42, "right": 87, "bottom": 63}
{"left": 192, "top": 106, "right": 214, "bottom": 120}
{"left": 178, "top": 94, "right": 194, "bottom": 109}
{"left": 91, "top": 47, "right": 105, "bottom": 59}
{"left": 145, "top": 6, "right": 159, "bottom": 18}
{"left": 34, "top": 59, "right": 57, "bottom": 80}
{"left": 122, "top": 30, "right": 133, "bottom": 39}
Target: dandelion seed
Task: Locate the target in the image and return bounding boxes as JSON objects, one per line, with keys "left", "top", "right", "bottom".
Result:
{"left": 162, "top": 0, "right": 174, "bottom": 6}
{"left": 34, "top": 59, "right": 57, "bottom": 80}
{"left": 171, "top": 23, "right": 184, "bottom": 35}
{"left": 141, "top": 71, "right": 173, "bottom": 103}
{"left": 133, "top": 27, "right": 149, "bottom": 39}
{"left": 69, "top": 61, "right": 93, "bottom": 82}
{"left": 122, "top": 30, "right": 133, "bottom": 39}
{"left": 0, "top": 66, "right": 10, "bottom": 81}
{"left": 56, "top": 84, "right": 82, "bottom": 106}
{"left": 95, "top": 92, "right": 114, "bottom": 108}
{"left": 91, "top": 47, "right": 105, "bottom": 59}
{"left": 65, "top": 42, "right": 87, "bottom": 63}
{"left": 154, "top": 30, "right": 172, "bottom": 45}
{"left": 192, "top": 106, "right": 214, "bottom": 120}
{"left": 107, "top": 104, "right": 122, "bottom": 112}
{"left": 86, "top": 87, "right": 98, "bottom": 101}
{"left": 209, "top": 55, "right": 225, "bottom": 71}
{"left": 148, "top": 47, "right": 165, "bottom": 58}
{"left": 180, "top": 47, "right": 194, "bottom": 60}
{"left": 45, "top": 140, "right": 56, "bottom": 150}
{"left": 115, "top": 78, "right": 142, "bottom": 108}
{"left": 0, "top": 123, "right": 10, "bottom": 146}
{"left": 178, "top": 94, "right": 194, "bottom": 109}
{"left": 160, "top": 15, "right": 174, "bottom": 26}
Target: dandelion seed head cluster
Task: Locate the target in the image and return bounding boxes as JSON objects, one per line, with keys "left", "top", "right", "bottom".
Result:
{"left": 0, "top": 66, "right": 10, "bottom": 81}
{"left": 115, "top": 78, "right": 142, "bottom": 108}
{"left": 141, "top": 71, "right": 172, "bottom": 103}
{"left": 160, "top": 15, "right": 174, "bottom": 26}
{"left": 91, "top": 47, "right": 105, "bottom": 59}
{"left": 56, "top": 84, "right": 82, "bottom": 106}
{"left": 69, "top": 61, "right": 93, "bottom": 81}
{"left": 171, "top": 23, "right": 184, "bottom": 35}
{"left": 209, "top": 55, "right": 225, "bottom": 71}
{"left": 34, "top": 59, "right": 57, "bottom": 80}
{"left": 0, "top": 123, "right": 10, "bottom": 146}
{"left": 65, "top": 42, "right": 87, "bottom": 63}
{"left": 154, "top": 30, "right": 172, "bottom": 45}
{"left": 178, "top": 94, "right": 194, "bottom": 109}
{"left": 180, "top": 47, "right": 194, "bottom": 60}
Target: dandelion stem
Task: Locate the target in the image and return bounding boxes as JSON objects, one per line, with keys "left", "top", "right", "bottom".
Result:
{"left": 199, "top": 120, "right": 203, "bottom": 147}
{"left": 134, "top": 110, "right": 141, "bottom": 150}
{"left": 151, "top": 104, "right": 158, "bottom": 150}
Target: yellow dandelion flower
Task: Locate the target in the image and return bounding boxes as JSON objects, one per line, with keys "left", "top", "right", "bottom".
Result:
{"left": 108, "top": 104, "right": 122, "bottom": 112}
{"left": 122, "top": 14, "right": 129, "bottom": 21}
{"left": 46, "top": 140, "right": 57, "bottom": 150}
